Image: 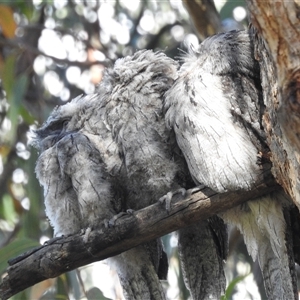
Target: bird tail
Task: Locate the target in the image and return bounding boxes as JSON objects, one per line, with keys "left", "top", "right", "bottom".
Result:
{"left": 107, "top": 242, "right": 166, "bottom": 300}
{"left": 220, "top": 191, "right": 297, "bottom": 300}
{"left": 177, "top": 217, "right": 228, "bottom": 300}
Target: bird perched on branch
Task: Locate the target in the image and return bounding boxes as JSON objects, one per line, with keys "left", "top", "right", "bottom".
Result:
{"left": 33, "top": 51, "right": 176, "bottom": 300}
{"left": 33, "top": 29, "right": 296, "bottom": 300}
{"left": 164, "top": 29, "right": 297, "bottom": 299}
{"left": 33, "top": 49, "right": 227, "bottom": 300}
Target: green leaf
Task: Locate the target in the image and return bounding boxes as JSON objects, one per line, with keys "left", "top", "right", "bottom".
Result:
{"left": 1, "top": 194, "right": 17, "bottom": 225}
{"left": 10, "top": 289, "right": 29, "bottom": 300}
{"left": 7, "top": 74, "right": 29, "bottom": 144}
{"left": 2, "top": 54, "right": 15, "bottom": 98}
{"left": 0, "top": 238, "right": 40, "bottom": 275}
{"left": 221, "top": 274, "right": 250, "bottom": 300}
{"left": 66, "top": 270, "right": 81, "bottom": 300}
{"left": 87, "top": 287, "right": 111, "bottom": 300}
{"left": 219, "top": 0, "right": 246, "bottom": 20}
{"left": 1, "top": 55, "right": 29, "bottom": 144}
{"left": 22, "top": 150, "right": 44, "bottom": 240}
{"left": 56, "top": 273, "right": 69, "bottom": 300}
{"left": 19, "top": 105, "right": 35, "bottom": 125}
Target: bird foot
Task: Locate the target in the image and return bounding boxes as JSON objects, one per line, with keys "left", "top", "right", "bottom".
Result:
{"left": 82, "top": 227, "right": 92, "bottom": 243}
{"left": 159, "top": 185, "right": 205, "bottom": 212}
{"left": 159, "top": 188, "right": 186, "bottom": 212}
{"left": 107, "top": 209, "right": 134, "bottom": 227}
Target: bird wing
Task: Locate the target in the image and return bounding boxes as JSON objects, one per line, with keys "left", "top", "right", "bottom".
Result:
{"left": 164, "top": 30, "right": 297, "bottom": 299}
{"left": 164, "top": 31, "right": 263, "bottom": 193}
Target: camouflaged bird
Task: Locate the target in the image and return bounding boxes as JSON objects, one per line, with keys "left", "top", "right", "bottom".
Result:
{"left": 33, "top": 30, "right": 296, "bottom": 300}
{"left": 33, "top": 49, "right": 227, "bottom": 300}
{"left": 164, "top": 30, "right": 297, "bottom": 300}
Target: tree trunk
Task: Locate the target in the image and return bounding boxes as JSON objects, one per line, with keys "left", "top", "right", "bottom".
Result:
{"left": 246, "top": 0, "right": 300, "bottom": 208}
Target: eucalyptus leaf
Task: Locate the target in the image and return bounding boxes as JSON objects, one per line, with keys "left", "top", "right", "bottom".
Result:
{"left": 87, "top": 287, "right": 111, "bottom": 300}
{"left": 0, "top": 238, "right": 40, "bottom": 275}
{"left": 221, "top": 274, "right": 250, "bottom": 300}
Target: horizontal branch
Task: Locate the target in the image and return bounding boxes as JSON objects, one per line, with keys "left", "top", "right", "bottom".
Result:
{"left": 0, "top": 37, "right": 109, "bottom": 68}
{"left": 0, "top": 177, "right": 280, "bottom": 300}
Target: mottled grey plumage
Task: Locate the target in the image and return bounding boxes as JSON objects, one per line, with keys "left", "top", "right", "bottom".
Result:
{"left": 33, "top": 32, "right": 293, "bottom": 299}
{"left": 34, "top": 51, "right": 178, "bottom": 300}
{"left": 94, "top": 50, "right": 180, "bottom": 300}
{"left": 33, "top": 49, "right": 227, "bottom": 300}
{"left": 34, "top": 95, "right": 122, "bottom": 236}
{"left": 165, "top": 30, "right": 297, "bottom": 299}
{"left": 95, "top": 50, "right": 226, "bottom": 299}
{"left": 178, "top": 218, "right": 227, "bottom": 300}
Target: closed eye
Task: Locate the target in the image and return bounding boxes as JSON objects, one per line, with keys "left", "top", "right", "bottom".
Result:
{"left": 47, "top": 118, "right": 70, "bottom": 133}
{"left": 62, "top": 120, "right": 69, "bottom": 129}
{"left": 36, "top": 118, "right": 71, "bottom": 139}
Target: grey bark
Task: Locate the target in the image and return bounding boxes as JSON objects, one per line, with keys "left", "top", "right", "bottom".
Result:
{"left": 246, "top": 0, "right": 300, "bottom": 209}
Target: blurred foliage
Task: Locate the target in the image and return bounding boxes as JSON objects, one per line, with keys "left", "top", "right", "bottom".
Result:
{"left": 0, "top": 1, "right": 261, "bottom": 299}
{"left": 221, "top": 274, "right": 250, "bottom": 300}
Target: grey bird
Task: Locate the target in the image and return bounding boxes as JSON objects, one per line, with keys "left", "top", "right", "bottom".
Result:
{"left": 164, "top": 30, "right": 297, "bottom": 300}
{"left": 93, "top": 49, "right": 227, "bottom": 299}
{"left": 33, "top": 49, "right": 227, "bottom": 300}
{"left": 33, "top": 51, "right": 175, "bottom": 300}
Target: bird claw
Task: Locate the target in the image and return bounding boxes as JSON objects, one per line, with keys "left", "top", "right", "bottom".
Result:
{"left": 159, "top": 188, "right": 187, "bottom": 212}
{"left": 159, "top": 186, "right": 204, "bottom": 212}
{"left": 185, "top": 185, "right": 205, "bottom": 196}
{"left": 107, "top": 209, "right": 134, "bottom": 227}
{"left": 82, "top": 227, "right": 92, "bottom": 243}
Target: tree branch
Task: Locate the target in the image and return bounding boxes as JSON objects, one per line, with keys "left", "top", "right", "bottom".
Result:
{"left": 246, "top": 1, "right": 300, "bottom": 209}
{"left": 182, "top": 0, "right": 222, "bottom": 40}
{"left": 0, "top": 38, "right": 109, "bottom": 68}
{"left": 0, "top": 175, "right": 280, "bottom": 300}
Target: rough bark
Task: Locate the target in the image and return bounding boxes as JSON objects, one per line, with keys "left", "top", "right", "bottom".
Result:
{"left": 246, "top": 1, "right": 300, "bottom": 209}
{"left": 0, "top": 177, "right": 279, "bottom": 300}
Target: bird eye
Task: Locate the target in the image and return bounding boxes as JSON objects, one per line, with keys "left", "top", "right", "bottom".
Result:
{"left": 62, "top": 120, "right": 69, "bottom": 128}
